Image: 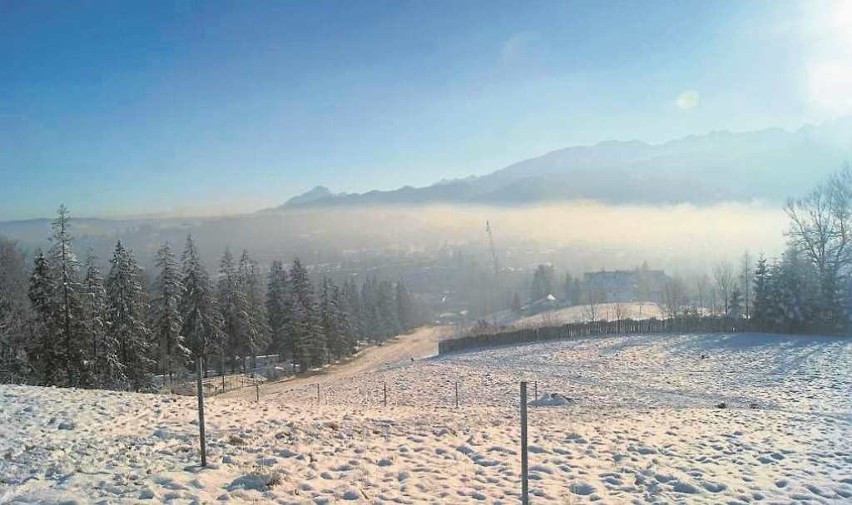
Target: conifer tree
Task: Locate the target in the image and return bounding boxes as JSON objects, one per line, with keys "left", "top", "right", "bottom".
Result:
{"left": 218, "top": 248, "right": 246, "bottom": 372}
{"left": 106, "top": 241, "right": 152, "bottom": 390}
{"left": 0, "top": 236, "right": 30, "bottom": 381}
{"left": 81, "top": 252, "right": 115, "bottom": 387}
{"left": 332, "top": 282, "right": 356, "bottom": 356}
{"left": 47, "top": 205, "right": 88, "bottom": 387}
{"left": 27, "top": 250, "right": 60, "bottom": 385}
{"left": 342, "top": 278, "right": 362, "bottom": 342}
{"left": 238, "top": 250, "right": 270, "bottom": 373}
{"left": 752, "top": 255, "right": 770, "bottom": 329}
{"left": 290, "top": 259, "right": 323, "bottom": 370}
{"left": 320, "top": 278, "right": 342, "bottom": 361}
{"left": 152, "top": 242, "right": 185, "bottom": 387}
{"left": 395, "top": 281, "right": 416, "bottom": 331}
{"left": 179, "top": 235, "right": 222, "bottom": 373}
{"left": 267, "top": 260, "right": 294, "bottom": 360}
{"left": 376, "top": 280, "right": 400, "bottom": 340}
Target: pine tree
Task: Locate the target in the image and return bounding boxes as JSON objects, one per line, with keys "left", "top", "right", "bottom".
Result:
{"left": 360, "top": 275, "right": 381, "bottom": 342}
{"left": 319, "top": 277, "right": 341, "bottom": 361}
{"left": 0, "top": 236, "right": 30, "bottom": 382}
{"left": 27, "top": 250, "right": 59, "bottom": 384}
{"left": 510, "top": 292, "right": 523, "bottom": 313}
{"left": 342, "top": 278, "right": 362, "bottom": 343}
{"left": 152, "top": 242, "right": 186, "bottom": 388}
{"left": 332, "top": 282, "right": 356, "bottom": 356}
{"left": 47, "top": 205, "right": 88, "bottom": 387}
{"left": 106, "top": 241, "right": 153, "bottom": 391}
{"left": 238, "top": 250, "right": 270, "bottom": 374}
{"left": 395, "top": 281, "right": 416, "bottom": 332}
{"left": 218, "top": 249, "right": 246, "bottom": 372}
{"left": 728, "top": 286, "right": 743, "bottom": 319}
{"left": 267, "top": 260, "right": 294, "bottom": 361}
{"left": 377, "top": 280, "right": 400, "bottom": 340}
{"left": 81, "top": 252, "right": 115, "bottom": 387}
{"left": 179, "top": 235, "right": 223, "bottom": 374}
{"left": 530, "top": 264, "right": 556, "bottom": 301}
{"left": 290, "top": 259, "right": 324, "bottom": 370}
{"left": 752, "top": 255, "right": 770, "bottom": 329}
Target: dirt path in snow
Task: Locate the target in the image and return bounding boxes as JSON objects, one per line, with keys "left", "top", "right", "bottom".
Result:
{"left": 220, "top": 325, "right": 454, "bottom": 400}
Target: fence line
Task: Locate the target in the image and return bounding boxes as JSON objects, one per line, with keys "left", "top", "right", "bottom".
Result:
{"left": 438, "top": 316, "right": 747, "bottom": 355}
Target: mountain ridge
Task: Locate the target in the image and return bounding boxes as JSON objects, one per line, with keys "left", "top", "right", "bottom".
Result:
{"left": 279, "top": 119, "right": 852, "bottom": 209}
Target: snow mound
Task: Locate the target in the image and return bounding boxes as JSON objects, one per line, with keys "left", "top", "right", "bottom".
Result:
{"left": 529, "top": 392, "right": 573, "bottom": 407}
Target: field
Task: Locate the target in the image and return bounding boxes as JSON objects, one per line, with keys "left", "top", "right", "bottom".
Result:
{"left": 1, "top": 331, "right": 850, "bottom": 504}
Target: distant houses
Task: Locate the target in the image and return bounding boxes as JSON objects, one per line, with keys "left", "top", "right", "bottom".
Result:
{"left": 583, "top": 267, "right": 666, "bottom": 303}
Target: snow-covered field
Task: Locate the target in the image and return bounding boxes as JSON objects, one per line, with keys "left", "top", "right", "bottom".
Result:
{"left": 484, "top": 302, "right": 663, "bottom": 329}
{"left": 2, "top": 332, "right": 850, "bottom": 504}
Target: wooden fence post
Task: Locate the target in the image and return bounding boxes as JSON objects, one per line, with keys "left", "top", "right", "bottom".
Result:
{"left": 520, "top": 381, "right": 529, "bottom": 505}
{"left": 196, "top": 358, "right": 207, "bottom": 468}
{"left": 455, "top": 380, "right": 459, "bottom": 408}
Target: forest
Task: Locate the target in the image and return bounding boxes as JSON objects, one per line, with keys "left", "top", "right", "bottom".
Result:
{"left": 0, "top": 208, "right": 422, "bottom": 390}
{"left": 1, "top": 166, "right": 851, "bottom": 391}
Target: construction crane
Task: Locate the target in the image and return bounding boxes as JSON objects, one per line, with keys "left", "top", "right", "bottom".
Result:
{"left": 485, "top": 220, "right": 500, "bottom": 276}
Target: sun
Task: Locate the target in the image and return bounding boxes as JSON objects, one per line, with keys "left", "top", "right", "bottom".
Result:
{"left": 805, "top": 0, "right": 852, "bottom": 116}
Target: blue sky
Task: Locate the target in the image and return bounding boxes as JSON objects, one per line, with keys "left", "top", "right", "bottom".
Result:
{"left": 1, "top": 0, "right": 849, "bottom": 219}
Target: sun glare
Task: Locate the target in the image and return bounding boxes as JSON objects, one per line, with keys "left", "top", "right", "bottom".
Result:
{"left": 805, "top": 0, "right": 852, "bottom": 115}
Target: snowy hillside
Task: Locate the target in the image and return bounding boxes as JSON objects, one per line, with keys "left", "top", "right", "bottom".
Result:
{"left": 2, "top": 333, "right": 850, "bottom": 504}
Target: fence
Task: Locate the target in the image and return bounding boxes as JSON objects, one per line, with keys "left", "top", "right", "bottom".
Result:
{"left": 438, "top": 316, "right": 747, "bottom": 355}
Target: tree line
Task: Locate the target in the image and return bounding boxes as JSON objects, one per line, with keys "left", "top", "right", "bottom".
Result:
{"left": 512, "top": 166, "right": 852, "bottom": 335}
{"left": 0, "top": 206, "right": 422, "bottom": 390}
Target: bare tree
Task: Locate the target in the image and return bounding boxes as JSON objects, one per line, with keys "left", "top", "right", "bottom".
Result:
{"left": 713, "top": 261, "right": 735, "bottom": 316}
{"left": 662, "top": 276, "right": 687, "bottom": 319}
{"left": 612, "top": 300, "right": 627, "bottom": 321}
{"left": 584, "top": 284, "right": 601, "bottom": 321}
{"left": 785, "top": 165, "right": 852, "bottom": 325}
{"left": 695, "top": 274, "right": 710, "bottom": 314}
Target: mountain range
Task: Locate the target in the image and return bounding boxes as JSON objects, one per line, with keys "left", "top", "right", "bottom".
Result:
{"left": 279, "top": 118, "right": 852, "bottom": 209}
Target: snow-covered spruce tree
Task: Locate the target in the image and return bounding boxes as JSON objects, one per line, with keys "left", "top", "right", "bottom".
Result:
{"left": 376, "top": 279, "right": 400, "bottom": 340}
{"left": 106, "top": 241, "right": 153, "bottom": 391}
{"left": 152, "top": 242, "right": 186, "bottom": 387}
{"left": 359, "top": 275, "right": 381, "bottom": 342}
{"left": 342, "top": 277, "right": 362, "bottom": 343}
{"left": 0, "top": 236, "right": 32, "bottom": 382}
{"left": 319, "top": 277, "right": 342, "bottom": 361}
{"left": 290, "top": 259, "right": 324, "bottom": 370}
{"left": 395, "top": 280, "right": 416, "bottom": 332}
{"left": 751, "top": 255, "right": 771, "bottom": 330}
{"left": 332, "top": 281, "right": 356, "bottom": 356}
{"left": 267, "top": 260, "right": 294, "bottom": 362}
{"left": 728, "top": 286, "right": 743, "bottom": 319}
{"left": 773, "top": 246, "right": 819, "bottom": 333}
{"left": 238, "top": 250, "right": 270, "bottom": 374}
{"left": 218, "top": 248, "right": 247, "bottom": 373}
{"left": 28, "top": 249, "right": 60, "bottom": 385}
{"left": 47, "top": 205, "right": 89, "bottom": 387}
{"left": 179, "top": 235, "right": 223, "bottom": 375}
{"left": 81, "top": 252, "right": 118, "bottom": 388}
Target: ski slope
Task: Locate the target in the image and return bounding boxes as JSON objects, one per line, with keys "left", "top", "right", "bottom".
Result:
{"left": 1, "top": 332, "right": 850, "bottom": 504}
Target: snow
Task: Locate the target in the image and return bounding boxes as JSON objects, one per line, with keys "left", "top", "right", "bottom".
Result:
{"left": 1, "top": 332, "right": 850, "bottom": 503}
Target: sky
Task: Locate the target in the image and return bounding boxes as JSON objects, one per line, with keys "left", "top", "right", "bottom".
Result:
{"left": 1, "top": 0, "right": 850, "bottom": 220}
